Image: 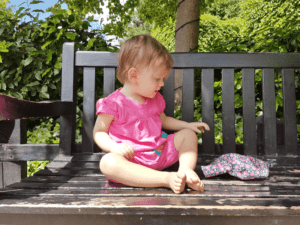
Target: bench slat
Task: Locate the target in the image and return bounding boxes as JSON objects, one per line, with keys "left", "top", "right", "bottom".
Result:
{"left": 1, "top": 195, "right": 300, "bottom": 217}
{"left": 262, "top": 69, "right": 277, "bottom": 155}
{"left": 163, "top": 69, "right": 175, "bottom": 118}
{"left": 202, "top": 69, "right": 215, "bottom": 154}
{"left": 75, "top": 51, "right": 300, "bottom": 68}
{"left": 2, "top": 187, "right": 300, "bottom": 198}
{"left": 182, "top": 69, "right": 194, "bottom": 122}
{"left": 242, "top": 69, "right": 257, "bottom": 155}
{"left": 103, "top": 68, "right": 116, "bottom": 97}
{"left": 82, "top": 67, "right": 96, "bottom": 153}
{"left": 282, "top": 69, "right": 298, "bottom": 156}
{"left": 222, "top": 69, "right": 236, "bottom": 153}
{"left": 60, "top": 42, "right": 77, "bottom": 155}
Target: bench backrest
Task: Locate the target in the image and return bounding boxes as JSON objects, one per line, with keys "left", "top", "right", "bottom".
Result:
{"left": 62, "top": 43, "right": 300, "bottom": 157}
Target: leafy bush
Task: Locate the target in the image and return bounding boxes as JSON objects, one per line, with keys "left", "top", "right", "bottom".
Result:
{"left": 171, "top": 0, "right": 300, "bottom": 144}
{"left": 0, "top": 0, "right": 119, "bottom": 176}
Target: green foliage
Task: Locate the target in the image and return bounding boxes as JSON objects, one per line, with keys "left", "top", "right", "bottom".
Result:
{"left": 27, "top": 118, "right": 60, "bottom": 144}
{"left": 0, "top": 0, "right": 119, "bottom": 176}
{"left": 173, "top": 0, "right": 300, "bottom": 144}
{"left": 27, "top": 160, "right": 50, "bottom": 177}
{"left": 240, "top": 0, "right": 300, "bottom": 53}
{"left": 136, "top": 0, "right": 214, "bottom": 28}
{"left": 0, "top": 0, "right": 117, "bottom": 101}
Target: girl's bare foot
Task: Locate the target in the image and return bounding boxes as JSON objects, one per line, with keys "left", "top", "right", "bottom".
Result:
{"left": 180, "top": 169, "right": 204, "bottom": 192}
{"left": 167, "top": 171, "right": 186, "bottom": 194}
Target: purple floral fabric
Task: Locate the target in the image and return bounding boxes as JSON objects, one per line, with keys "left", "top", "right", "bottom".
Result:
{"left": 201, "top": 153, "right": 270, "bottom": 180}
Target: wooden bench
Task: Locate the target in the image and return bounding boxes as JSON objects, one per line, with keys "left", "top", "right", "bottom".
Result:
{"left": 0, "top": 42, "right": 300, "bottom": 224}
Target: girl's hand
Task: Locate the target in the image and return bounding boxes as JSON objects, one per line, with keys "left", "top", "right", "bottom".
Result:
{"left": 187, "top": 122, "right": 210, "bottom": 134}
{"left": 110, "top": 143, "right": 135, "bottom": 159}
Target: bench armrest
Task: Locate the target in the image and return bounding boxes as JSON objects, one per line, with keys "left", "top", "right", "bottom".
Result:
{"left": 0, "top": 93, "right": 73, "bottom": 121}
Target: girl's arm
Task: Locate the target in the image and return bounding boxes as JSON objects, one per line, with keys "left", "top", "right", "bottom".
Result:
{"left": 93, "top": 113, "right": 117, "bottom": 152}
{"left": 160, "top": 112, "right": 210, "bottom": 133}
{"left": 160, "top": 112, "right": 189, "bottom": 131}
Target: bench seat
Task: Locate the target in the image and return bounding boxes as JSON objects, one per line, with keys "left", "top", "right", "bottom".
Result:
{"left": 1, "top": 153, "right": 300, "bottom": 224}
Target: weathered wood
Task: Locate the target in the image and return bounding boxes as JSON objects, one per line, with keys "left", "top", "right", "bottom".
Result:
{"left": 0, "top": 144, "right": 61, "bottom": 161}
{"left": 1, "top": 143, "right": 300, "bottom": 162}
{"left": 242, "top": 68, "right": 257, "bottom": 155}
{"left": 262, "top": 69, "right": 277, "bottom": 155}
{"left": 201, "top": 69, "right": 215, "bottom": 154}
{"left": 60, "top": 42, "right": 77, "bottom": 156}
{"left": 82, "top": 67, "right": 96, "bottom": 153}
{"left": 1, "top": 195, "right": 300, "bottom": 216}
{"left": 54, "top": 152, "right": 300, "bottom": 165}
{"left": 182, "top": 69, "right": 194, "bottom": 122}
{"left": 103, "top": 68, "right": 116, "bottom": 97}
{"left": 75, "top": 51, "right": 300, "bottom": 68}
{"left": 0, "top": 94, "right": 73, "bottom": 121}
{"left": 282, "top": 69, "right": 298, "bottom": 156}
{"left": 0, "top": 214, "right": 298, "bottom": 225}
{"left": 0, "top": 120, "right": 27, "bottom": 188}
{"left": 222, "top": 69, "right": 236, "bottom": 153}
{"left": 163, "top": 69, "right": 175, "bottom": 118}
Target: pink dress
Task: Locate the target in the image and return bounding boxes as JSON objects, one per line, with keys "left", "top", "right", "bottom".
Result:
{"left": 96, "top": 87, "right": 179, "bottom": 171}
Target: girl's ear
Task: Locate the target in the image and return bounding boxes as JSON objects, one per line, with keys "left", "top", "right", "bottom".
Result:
{"left": 128, "top": 68, "right": 139, "bottom": 84}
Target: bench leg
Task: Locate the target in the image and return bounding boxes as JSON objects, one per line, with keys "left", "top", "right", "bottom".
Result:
{"left": 0, "top": 161, "right": 27, "bottom": 188}
{"left": 0, "top": 119, "right": 27, "bottom": 188}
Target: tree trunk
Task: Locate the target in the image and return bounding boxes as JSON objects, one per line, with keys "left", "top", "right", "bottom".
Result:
{"left": 174, "top": 0, "right": 200, "bottom": 110}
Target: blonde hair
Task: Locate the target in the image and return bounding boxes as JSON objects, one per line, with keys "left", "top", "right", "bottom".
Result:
{"left": 117, "top": 34, "right": 174, "bottom": 85}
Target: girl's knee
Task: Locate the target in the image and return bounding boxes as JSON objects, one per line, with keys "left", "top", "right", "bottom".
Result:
{"left": 181, "top": 128, "right": 198, "bottom": 141}
{"left": 174, "top": 128, "right": 198, "bottom": 150}
{"left": 99, "top": 153, "right": 118, "bottom": 175}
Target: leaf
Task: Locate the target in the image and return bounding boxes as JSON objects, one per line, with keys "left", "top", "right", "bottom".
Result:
{"left": 0, "top": 54, "right": 2, "bottom": 63}
{"left": 31, "top": 51, "right": 44, "bottom": 56}
{"left": 50, "top": 17, "right": 60, "bottom": 25}
{"left": 16, "top": 7, "right": 25, "bottom": 16}
{"left": 35, "top": 71, "right": 42, "bottom": 80}
{"left": 84, "top": 38, "right": 96, "bottom": 50}
{"left": 42, "top": 68, "right": 51, "bottom": 77}
{"left": 32, "top": 9, "right": 44, "bottom": 13}
{"left": 46, "top": 52, "right": 52, "bottom": 64}
{"left": 0, "top": 70, "right": 7, "bottom": 78}
{"left": 65, "top": 32, "right": 78, "bottom": 41}
{"left": 48, "top": 26, "right": 57, "bottom": 34}
{"left": 41, "top": 85, "right": 48, "bottom": 92}
{"left": 27, "top": 81, "right": 40, "bottom": 87}
{"left": 297, "top": 36, "right": 300, "bottom": 42}
{"left": 56, "top": 29, "right": 64, "bottom": 40}
{"left": 30, "top": 1, "right": 44, "bottom": 4}
{"left": 41, "top": 41, "right": 52, "bottom": 49}
{"left": 49, "top": 83, "right": 57, "bottom": 89}
{"left": 68, "top": 15, "right": 74, "bottom": 23}
{"left": 39, "top": 91, "right": 50, "bottom": 99}
{"left": 12, "top": 92, "right": 23, "bottom": 99}
{"left": 2, "top": 83, "right": 6, "bottom": 90}
{"left": 22, "top": 57, "right": 33, "bottom": 66}
{"left": 0, "top": 28, "right": 4, "bottom": 36}
{"left": 82, "top": 21, "right": 90, "bottom": 30}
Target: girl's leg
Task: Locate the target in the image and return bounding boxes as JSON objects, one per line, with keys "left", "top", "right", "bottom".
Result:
{"left": 174, "top": 128, "right": 204, "bottom": 191}
{"left": 100, "top": 152, "right": 186, "bottom": 194}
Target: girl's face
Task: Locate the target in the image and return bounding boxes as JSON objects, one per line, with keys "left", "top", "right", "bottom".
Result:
{"left": 135, "top": 60, "right": 170, "bottom": 98}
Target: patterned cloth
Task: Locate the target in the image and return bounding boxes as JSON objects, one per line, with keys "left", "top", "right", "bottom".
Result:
{"left": 201, "top": 153, "right": 270, "bottom": 180}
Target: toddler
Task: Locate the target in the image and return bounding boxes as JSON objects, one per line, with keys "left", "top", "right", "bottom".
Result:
{"left": 93, "top": 34, "right": 210, "bottom": 194}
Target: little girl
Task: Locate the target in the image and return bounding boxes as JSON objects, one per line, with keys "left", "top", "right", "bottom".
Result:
{"left": 93, "top": 34, "right": 210, "bottom": 194}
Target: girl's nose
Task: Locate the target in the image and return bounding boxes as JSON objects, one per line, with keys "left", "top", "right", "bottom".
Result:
{"left": 160, "top": 80, "right": 164, "bottom": 87}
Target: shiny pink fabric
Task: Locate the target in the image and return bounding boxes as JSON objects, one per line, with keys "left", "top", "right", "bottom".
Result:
{"left": 96, "top": 87, "right": 179, "bottom": 171}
